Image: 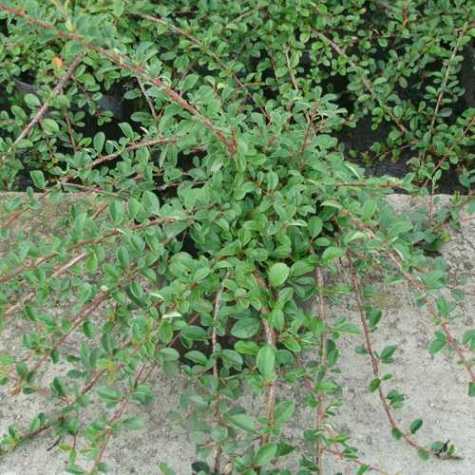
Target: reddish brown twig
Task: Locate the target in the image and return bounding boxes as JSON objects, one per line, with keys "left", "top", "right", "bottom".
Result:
{"left": 348, "top": 257, "right": 425, "bottom": 453}
{"left": 87, "top": 363, "right": 148, "bottom": 474}
{"left": 420, "top": 22, "right": 469, "bottom": 165}
{"left": 254, "top": 272, "right": 277, "bottom": 445}
{"left": 315, "top": 267, "right": 328, "bottom": 472}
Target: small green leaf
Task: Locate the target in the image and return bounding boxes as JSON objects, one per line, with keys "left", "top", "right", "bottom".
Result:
{"left": 410, "top": 418, "right": 423, "bottom": 434}
{"left": 321, "top": 246, "right": 345, "bottom": 264}
{"left": 234, "top": 341, "right": 259, "bottom": 355}
{"left": 368, "top": 378, "right": 381, "bottom": 392}
{"left": 391, "top": 427, "right": 403, "bottom": 440}
{"left": 30, "top": 170, "right": 46, "bottom": 189}
{"left": 128, "top": 197, "right": 143, "bottom": 220}
{"left": 256, "top": 344, "right": 275, "bottom": 380}
{"left": 226, "top": 413, "right": 256, "bottom": 432}
{"left": 185, "top": 351, "right": 208, "bottom": 366}
{"left": 221, "top": 349, "right": 243, "bottom": 368}
{"left": 269, "top": 308, "right": 284, "bottom": 331}
{"left": 24, "top": 93, "right": 41, "bottom": 109}
{"left": 51, "top": 377, "right": 67, "bottom": 398}
{"left": 469, "top": 382, "right": 475, "bottom": 397}
{"left": 308, "top": 216, "right": 323, "bottom": 237}
{"left": 268, "top": 263, "right": 290, "bottom": 287}
{"left": 142, "top": 190, "right": 160, "bottom": 215}
{"left": 231, "top": 317, "right": 261, "bottom": 339}
{"left": 93, "top": 132, "right": 106, "bottom": 154}
{"left": 429, "top": 331, "right": 446, "bottom": 355}
{"left": 255, "top": 443, "right": 278, "bottom": 466}
{"left": 182, "top": 325, "right": 208, "bottom": 340}
{"left": 119, "top": 122, "right": 134, "bottom": 140}
{"left": 109, "top": 200, "right": 125, "bottom": 224}
{"left": 97, "top": 386, "right": 121, "bottom": 404}
{"left": 356, "top": 465, "right": 370, "bottom": 475}
{"left": 380, "top": 345, "right": 397, "bottom": 364}
{"left": 41, "top": 118, "right": 60, "bottom": 135}
{"left": 159, "top": 348, "right": 179, "bottom": 361}
{"left": 417, "top": 448, "right": 430, "bottom": 461}
{"left": 181, "top": 74, "right": 199, "bottom": 91}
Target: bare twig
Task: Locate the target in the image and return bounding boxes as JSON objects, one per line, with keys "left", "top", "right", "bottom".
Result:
{"left": 254, "top": 272, "right": 277, "bottom": 445}
{"left": 211, "top": 272, "right": 229, "bottom": 475}
{"left": 348, "top": 257, "right": 425, "bottom": 453}
{"left": 315, "top": 267, "right": 327, "bottom": 472}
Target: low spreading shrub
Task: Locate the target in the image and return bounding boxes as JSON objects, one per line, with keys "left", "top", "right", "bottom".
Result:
{"left": 0, "top": 1, "right": 474, "bottom": 473}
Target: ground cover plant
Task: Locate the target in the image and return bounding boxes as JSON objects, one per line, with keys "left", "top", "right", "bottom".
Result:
{"left": 0, "top": 1, "right": 474, "bottom": 473}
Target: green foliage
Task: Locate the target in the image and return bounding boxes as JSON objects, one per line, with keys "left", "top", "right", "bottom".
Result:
{"left": 0, "top": 1, "right": 473, "bottom": 473}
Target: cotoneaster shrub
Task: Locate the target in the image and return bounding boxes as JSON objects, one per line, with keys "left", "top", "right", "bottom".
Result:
{"left": 0, "top": 0, "right": 474, "bottom": 190}
{"left": 0, "top": 1, "right": 474, "bottom": 474}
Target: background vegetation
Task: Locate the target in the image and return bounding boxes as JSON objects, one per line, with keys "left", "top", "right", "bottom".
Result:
{"left": 0, "top": 1, "right": 474, "bottom": 473}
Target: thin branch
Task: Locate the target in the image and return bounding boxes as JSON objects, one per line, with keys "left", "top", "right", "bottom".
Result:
{"left": 421, "top": 22, "right": 469, "bottom": 164}
{"left": 137, "top": 77, "right": 159, "bottom": 121}
{"left": 9, "top": 289, "right": 110, "bottom": 396}
{"left": 87, "top": 362, "right": 148, "bottom": 474}
{"left": 254, "top": 272, "right": 276, "bottom": 446}
{"left": 315, "top": 267, "right": 327, "bottom": 472}
{"left": 90, "top": 136, "right": 178, "bottom": 168}
{"left": 348, "top": 257, "right": 426, "bottom": 453}
{"left": 3, "top": 252, "right": 88, "bottom": 319}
